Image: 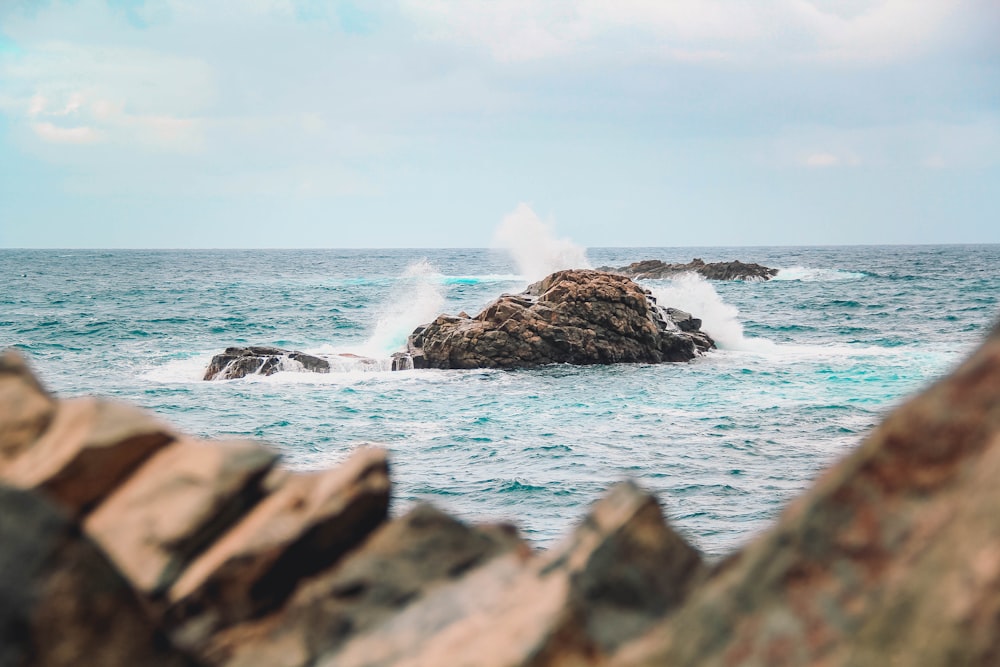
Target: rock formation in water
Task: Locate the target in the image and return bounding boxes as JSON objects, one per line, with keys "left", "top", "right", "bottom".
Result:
{"left": 203, "top": 347, "right": 412, "bottom": 381}
{"left": 600, "top": 258, "right": 778, "bottom": 281}
{"left": 3, "top": 317, "right": 1000, "bottom": 666}
{"left": 403, "top": 269, "right": 715, "bottom": 370}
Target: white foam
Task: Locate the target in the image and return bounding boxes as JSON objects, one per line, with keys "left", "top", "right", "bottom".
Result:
{"left": 774, "top": 266, "right": 867, "bottom": 282}
{"left": 360, "top": 259, "right": 446, "bottom": 357}
{"left": 492, "top": 203, "right": 591, "bottom": 282}
{"left": 651, "top": 273, "right": 776, "bottom": 352}
{"left": 142, "top": 353, "right": 217, "bottom": 383}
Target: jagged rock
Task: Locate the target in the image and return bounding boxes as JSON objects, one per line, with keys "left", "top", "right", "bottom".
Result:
{"left": 0, "top": 350, "right": 55, "bottom": 469}
{"left": 166, "top": 448, "right": 391, "bottom": 652}
{"left": 85, "top": 439, "right": 279, "bottom": 597}
{"left": 406, "top": 269, "right": 715, "bottom": 370}
{"left": 613, "top": 321, "right": 1000, "bottom": 667}
{"left": 0, "top": 397, "right": 176, "bottom": 516}
{"left": 600, "top": 258, "right": 778, "bottom": 282}
{"left": 322, "top": 481, "right": 704, "bottom": 667}
{"left": 0, "top": 484, "right": 198, "bottom": 667}
{"left": 206, "top": 504, "right": 525, "bottom": 667}
{"left": 204, "top": 347, "right": 332, "bottom": 381}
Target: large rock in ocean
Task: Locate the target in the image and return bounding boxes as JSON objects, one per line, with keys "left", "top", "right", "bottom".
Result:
{"left": 405, "top": 269, "right": 715, "bottom": 370}
{"left": 601, "top": 258, "right": 778, "bottom": 281}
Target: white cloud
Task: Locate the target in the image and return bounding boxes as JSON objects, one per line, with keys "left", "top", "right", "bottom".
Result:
{"left": 403, "top": 0, "right": 975, "bottom": 64}
{"left": 804, "top": 153, "right": 840, "bottom": 167}
{"left": 31, "top": 122, "right": 102, "bottom": 144}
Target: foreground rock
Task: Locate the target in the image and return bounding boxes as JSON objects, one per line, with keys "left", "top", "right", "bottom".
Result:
{"left": 4, "top": 323, "right": 1000, "bottom": 667}
{"left": 0, "top": 483, "right": 197, "bottom": 667}
{"left": 601, "top": 258, "right": 778, "bottom": 281}
{"left": 405, "top": 269, "right": 714, "bottom": 370}
{"left": 613, "top": 320, "right": 1000, "bottom": 666}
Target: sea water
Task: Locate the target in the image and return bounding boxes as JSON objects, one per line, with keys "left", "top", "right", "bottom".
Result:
{"left": 2, "top": 245, "right": 997, "bottom": 556}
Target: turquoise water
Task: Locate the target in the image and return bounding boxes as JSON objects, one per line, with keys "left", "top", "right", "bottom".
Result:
{"left": 2, "top": 245, "right": 998, "bottom": 556}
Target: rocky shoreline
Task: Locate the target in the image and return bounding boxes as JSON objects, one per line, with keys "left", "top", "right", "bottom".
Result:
{"left": 3, "top": 317, "right": 1000, "bottom": 665}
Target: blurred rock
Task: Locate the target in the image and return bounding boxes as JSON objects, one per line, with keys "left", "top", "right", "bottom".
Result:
{"left": 0, "top": 396, "right": 176, "bottom": 515}
{"left": 323, "top": 481, "right": 703, "bottom": 667}
{"left": 166, "top": 448, "right": 391, "bottom": 651}
{"left": 208, "top": 504, "right": 525, "bottom": 667}
{"left": 0, "top": 483, "right": 198, "bottom": 667}
{"left": 0, "top": 350, "right": 55, "bottom": 470}
{"left": 86, "top": 438, "right": 279, "bottom": 597}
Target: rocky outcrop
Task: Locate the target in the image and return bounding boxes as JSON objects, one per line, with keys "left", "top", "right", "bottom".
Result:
{"left": 404, "top": 269, "right": 714, "bottom": 370}
{"left": 601, "top": 258, "right": 778, "bottom": 281}
{"left": 204, "top": 346, "right": 332, "bottom": 380}
{"left": 4, "top": 320, "right": 1000, "bottom": 667}
{"left": 0, "top": 483, "right": 198, "bottom": 667}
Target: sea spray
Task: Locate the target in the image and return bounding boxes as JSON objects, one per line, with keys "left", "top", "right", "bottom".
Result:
{"left": 492, "top": 203, "right": 591, "bottom": 281}
{"left": 651, "top": 273, "right": 775, "bottom": 352}
{"left": 362, "top": 259, "right": 446, "bottom": 357}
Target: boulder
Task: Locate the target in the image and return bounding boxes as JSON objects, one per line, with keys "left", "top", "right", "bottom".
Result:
{"left": 600, "top": 258, "right": 778, "bottom": 282}
{"left": 405, "top": 269, "right": 714, "bottom": 370}
{"left": 0, "top": 350, "right": 55, "bottom": 469}
{"left": 0, "top": 483, "right": 198, "bottom": 667}
{"left": 204, "top": 347, "right": 331, "bottom": 381}
{"left": 0, "top": 397, "right": 176, "bottom": 516}
{"left": 85, "top": 439, "right": 279, "bottom": 597}
{"left": 613, "top": 320, "right": 1000, "bottom": 666}
{"left": 206, "top": 504, "right": 525, "bottom": 667}
{"left": 166, "top": 448, "right": 391, "bottom": 651}
{"left": 323, "top": 481, "right": 704, "bottom": 667}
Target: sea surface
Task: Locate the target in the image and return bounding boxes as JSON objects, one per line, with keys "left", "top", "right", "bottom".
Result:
{"left": 2, "top": 245, "right": 998, "bottom": 556}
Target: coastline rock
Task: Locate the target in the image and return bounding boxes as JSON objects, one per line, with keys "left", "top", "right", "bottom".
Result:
{"left": 0, "top": 483, "right": 197, "bottom": 667}
{"left": 166, "top": 448, "right": 391, "bottom": 651}
{"left": 613, "top": 320, "right": 1000, "bottom": 666}
{"left": 323, "top": 481, "right": 704, "bottom": 667}
{"left": 85, "top": 439, "right": 279, "bottom": 597}
{"left": 600, "top": 258, "right": 778, "bottom": 282}
{"left": 0, "top": 350, "right": 56, "bottom": 469}
{"left": 0, "top": 397, "right": 176, "bottom": 516}
{"left": 405, "top": 269, "right": 715, "bottom": 370}
{"left": 206, "top": 504, "right": 525, "bottom": 667}
{"left": 204, "top": 346, "right": 332, "bottom": 381}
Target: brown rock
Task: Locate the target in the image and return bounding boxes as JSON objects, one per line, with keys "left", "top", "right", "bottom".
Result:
{"left": 85, "top": 439, "right": 279, "bottom": 597}
{"left": 209, "top": 504, "right": 525, "bottom": 667}
{"left": 323, "top": 481, "right": 703, "bottom": 667}
{"left": 166, "top": 448, "right": 391, "bottom": 650}
{"left": 601, "top": 258, "right": 778, "bottom": 282}
{"left": 406, "top": 269, "right": 714, "bottom": 370}
{"left": 0, "top": 350, "right": 55, "bottom": 469}
{"left": 0, "top": 396, "right": 176, "bottom": 515}
{"left": 613, "top": 322, "right": 1000, "bottom": 666}
{"left": 0, "top": 483, "right": 199, "bottom": 667}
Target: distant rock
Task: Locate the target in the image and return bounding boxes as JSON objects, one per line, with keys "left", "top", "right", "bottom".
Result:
{"left": 203, "top": 347, "right": 332, "bottom": 381}
{"left": 600, "top": 258, "right": 778, "bottom": 282}
{"left": 403, "top": 269, "right": 714, "bottom": 370}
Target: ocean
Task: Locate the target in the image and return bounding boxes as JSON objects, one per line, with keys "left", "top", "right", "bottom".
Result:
{"left": 2, "top": 245, "right": 997, "bottom": 557}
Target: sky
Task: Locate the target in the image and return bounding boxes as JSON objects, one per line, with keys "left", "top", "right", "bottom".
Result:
{"left": 0, "top": 0, "right": 998, "bottom": 248}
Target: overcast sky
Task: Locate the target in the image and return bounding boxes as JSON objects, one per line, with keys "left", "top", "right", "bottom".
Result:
{"left": 1, "top": 0, "right": 998, "bottom": 248}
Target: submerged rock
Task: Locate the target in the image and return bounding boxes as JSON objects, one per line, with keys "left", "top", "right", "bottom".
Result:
{"left": 601, "top": 258, "right": 778, "bottom": 281}
{"left": 406, "top": 269, "right": 715, "bottom": 370}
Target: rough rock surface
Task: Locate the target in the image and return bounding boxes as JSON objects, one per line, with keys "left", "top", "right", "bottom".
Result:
{"left": 0, "top": 396, "right": 176, "bottom": 515}
{"left": 323, "top": 481, "right": 704, "bottom": 667}
{"left": 85, "top": 439, "right": 279, "bottom": 596}
{"left": 204, "top": 346, "right": 332, "bottom": 380}
{"left": 405, "top": 269, "right": 715, "bottom": 370}
{"left": 165, "top": 448, "right": 391, "bottom": 649}
{"left": 613, "top": 320, "right": 1000, "bottom": 667}
{"left": 206, "top": 504, "right": 525, "bottom": 667}
{"left": 4, "top": 324, "right": 1000, "bottom": 667}
{"left": 0, "top": 483, "right": 197, "bottom": 667}
{"left": 601, "top": 258, "right": 778, "bottom": 281}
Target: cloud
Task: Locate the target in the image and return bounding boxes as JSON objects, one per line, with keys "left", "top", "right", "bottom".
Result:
{"left": 31, "top": 122, "right": 103, "bottom": 144}
{"left": 402, "top": 0, "right": 980, "bottom": 65}
{"left": 804, "top": 153, "right": 840, "bottom": 167}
